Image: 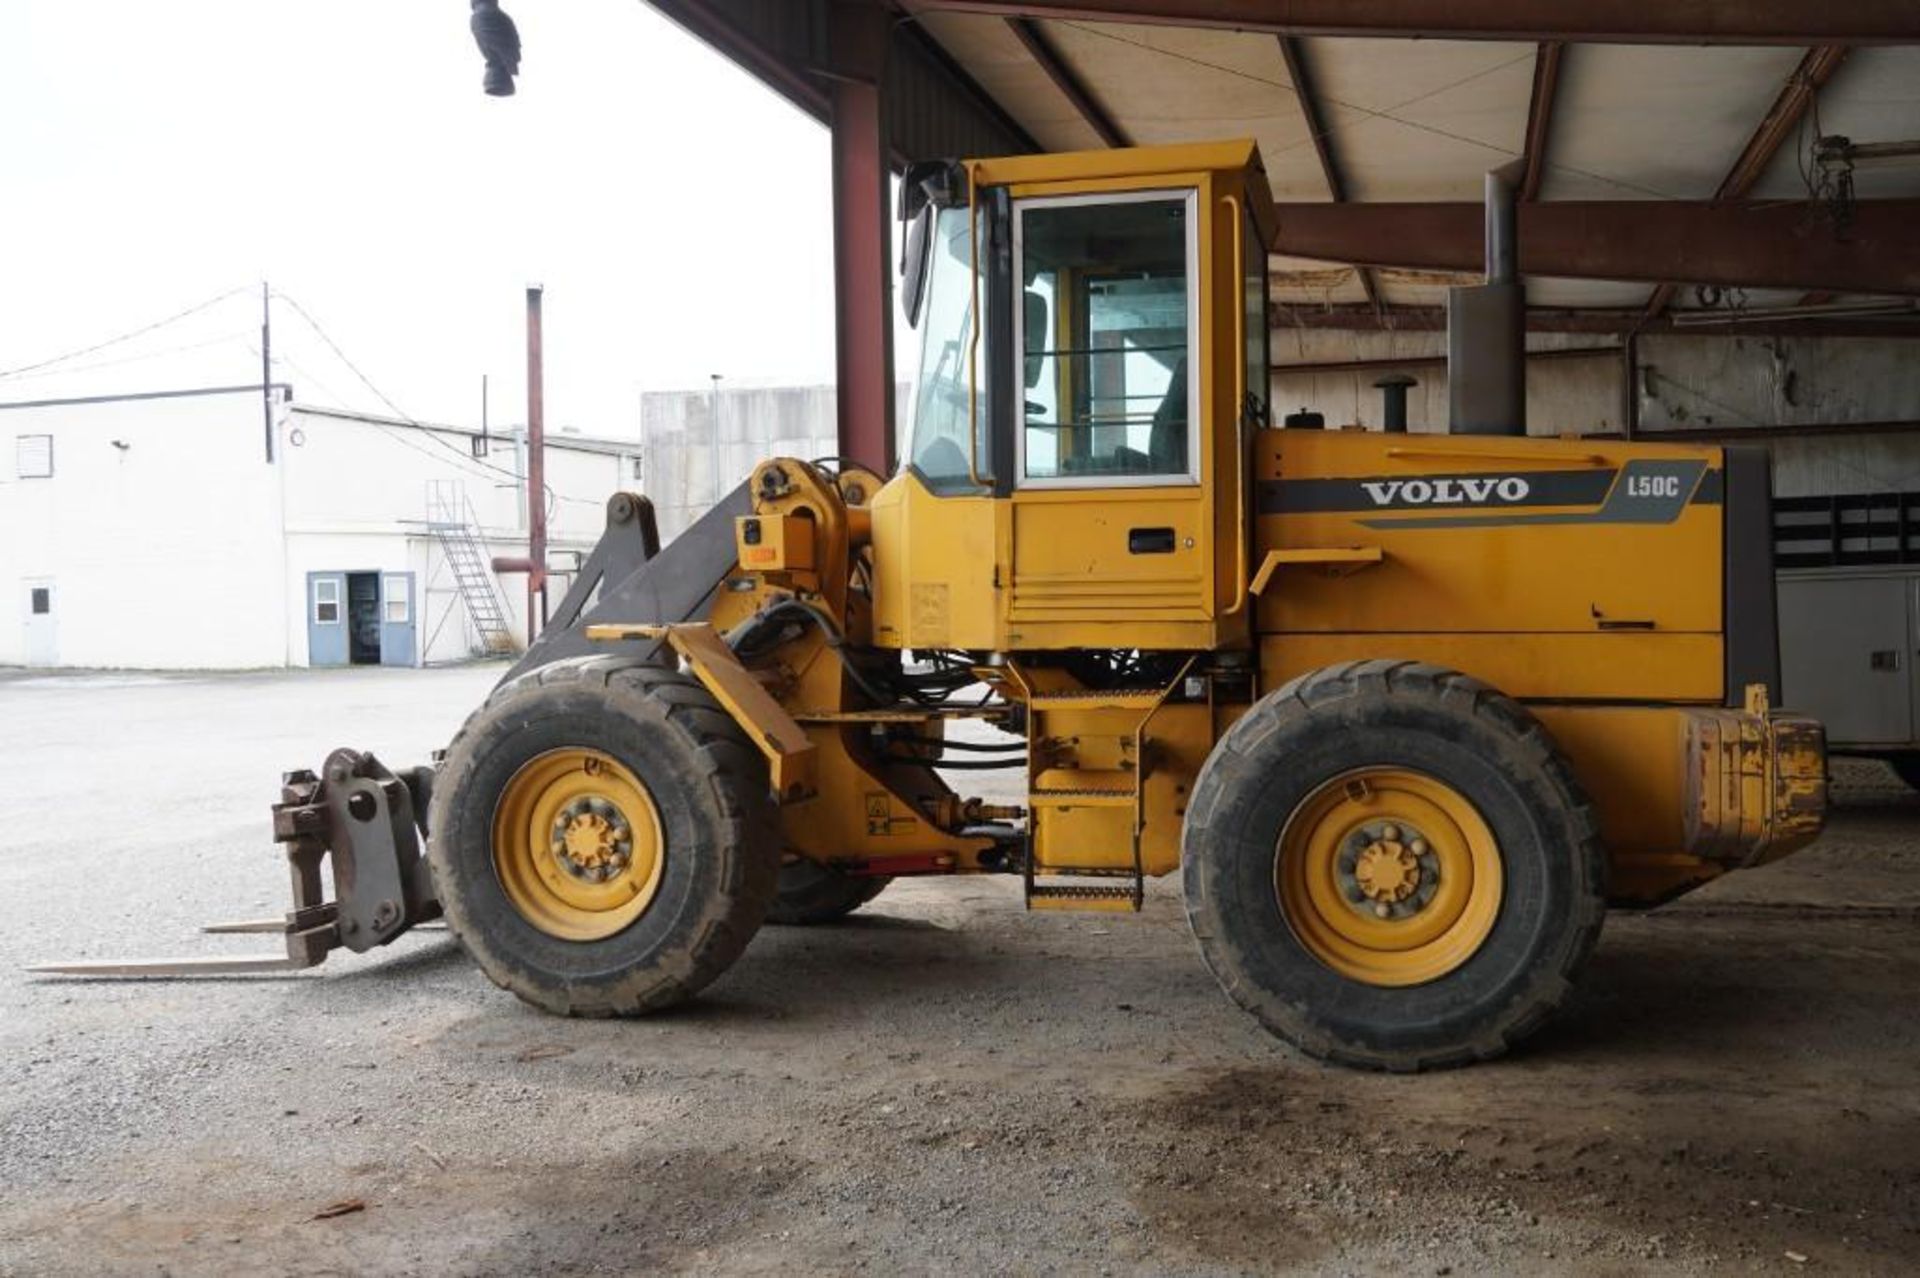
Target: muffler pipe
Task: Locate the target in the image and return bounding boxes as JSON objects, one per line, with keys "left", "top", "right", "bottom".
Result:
{"left": 1448, "top": 160, "right": 1528, "bottom": 436}
{"left": 1484, "top": 164, "right": 1519, "bottom": 287}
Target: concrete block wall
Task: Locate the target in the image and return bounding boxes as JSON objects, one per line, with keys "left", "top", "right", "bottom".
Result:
{"left": 639, "top": 383, "right": 909, "bottom": 538}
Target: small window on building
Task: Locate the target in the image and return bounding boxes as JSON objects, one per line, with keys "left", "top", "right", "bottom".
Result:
{"left": 383, "top": 575, "right": 411, "bottom": 624}
{"left": 30, "top": 588, "right": 51, "bottom": 615}
{"left": 313, "top": 578, "right": 340, "bottom": 624}
{"left": 16, "top": 434, "right": 53, "bottom": 479}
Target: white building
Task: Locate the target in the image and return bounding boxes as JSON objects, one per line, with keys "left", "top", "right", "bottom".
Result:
{"left": 1, "top": 383, "right": 642, "bottom": 669}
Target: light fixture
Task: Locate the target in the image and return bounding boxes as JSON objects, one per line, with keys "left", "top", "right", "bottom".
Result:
{"left": 471, "top": 1, "right": 521, "bottom": 97}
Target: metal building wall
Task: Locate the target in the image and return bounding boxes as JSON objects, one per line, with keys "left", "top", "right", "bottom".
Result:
{"left": 1635, "top": 336, "right": 1920, "bottom": 433}
{"left": 1271, "top": 329, "right": 1920, "bottom": 499}
{"left": 1268, "top": 330, "right": 1623, "bottom": 435}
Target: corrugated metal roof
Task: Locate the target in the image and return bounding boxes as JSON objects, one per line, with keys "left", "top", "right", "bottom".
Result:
{"left": 902, "top": 11, "right": 1920, "bottom": 315}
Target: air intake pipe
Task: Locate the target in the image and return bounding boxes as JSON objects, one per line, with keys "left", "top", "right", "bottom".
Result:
{"left": 1373, "top": 373, "right": 1416, "bottom": 433}
{"left": 1448, "top": 160, "right": 1528, "bottom": 436}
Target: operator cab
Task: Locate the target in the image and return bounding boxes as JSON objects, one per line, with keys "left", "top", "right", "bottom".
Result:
{"left": 870, "top": 142, "right": 1276, "bottom": 655}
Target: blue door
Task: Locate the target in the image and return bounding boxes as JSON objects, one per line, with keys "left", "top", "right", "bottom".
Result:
{"left": 307, "top": 572, "right": 348, "bottom": 666}
{"left": 379, "top": 572, "right": 418, "bottom": 667}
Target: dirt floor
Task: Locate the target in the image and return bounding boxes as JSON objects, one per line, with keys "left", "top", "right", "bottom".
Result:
{"left": 1, "top": 665, "right": 1916, "bottom": 1276}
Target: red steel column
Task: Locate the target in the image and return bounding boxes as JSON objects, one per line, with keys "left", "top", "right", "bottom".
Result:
{"left": 492, "top": 285, "right": 548, "bottom": 644}
{"left": 828, "top": 2, "right": 896, "bottom": 474}
{"left": 524, "top": 284, "right": 548, "bottom": 642}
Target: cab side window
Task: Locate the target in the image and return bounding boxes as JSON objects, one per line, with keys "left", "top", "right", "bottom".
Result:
{"left": 1015, "top": 192, "right": 1196, "bottom": 485}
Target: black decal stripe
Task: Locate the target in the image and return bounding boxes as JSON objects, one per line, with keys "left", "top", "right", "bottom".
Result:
{"left": 1356, "top": 458, "right": 1709, "bottom": 529}
{"left": 1690, "top": 468, "right": 1724, "bottom": 505}
{"left": 1258, "top": 468, "right": 1616, "bottom": 516}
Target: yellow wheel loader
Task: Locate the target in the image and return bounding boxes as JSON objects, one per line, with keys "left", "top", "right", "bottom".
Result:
{"left": 40, "top": 142, "right": 1827, "bottom": 1070}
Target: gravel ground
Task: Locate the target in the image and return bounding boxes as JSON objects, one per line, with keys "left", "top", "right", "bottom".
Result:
{"left": 0, "top": 665, "right": 1916, "bottom": 1276}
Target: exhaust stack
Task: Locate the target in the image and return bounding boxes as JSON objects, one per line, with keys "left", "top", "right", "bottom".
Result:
{"left": 1448, "top": 161, "right": 1527, "bottom": 436}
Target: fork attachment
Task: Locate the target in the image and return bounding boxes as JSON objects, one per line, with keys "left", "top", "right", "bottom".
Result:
{"left": 30, "top": 749, "right": 440, "bottom": 978}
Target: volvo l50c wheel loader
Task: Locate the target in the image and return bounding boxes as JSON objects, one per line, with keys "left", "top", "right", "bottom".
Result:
{"left": 39, "top": 142, "right": 1827, "bottom": 1070}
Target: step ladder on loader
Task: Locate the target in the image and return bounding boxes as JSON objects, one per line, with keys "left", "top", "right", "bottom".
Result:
{"left": 1015, "top": 665, "right": 1191, "bottom": 914}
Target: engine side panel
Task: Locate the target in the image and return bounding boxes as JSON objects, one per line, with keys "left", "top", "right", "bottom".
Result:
{"left": 1255, "top": 429, "right": 1727, "bottom": 704}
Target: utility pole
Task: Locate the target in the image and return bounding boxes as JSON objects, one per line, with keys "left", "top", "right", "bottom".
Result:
{"left": 480, "top": 373, "right": 490, "bottom": 456}
{"left": 260, "top": 282, "right": 274, "bottom": 463}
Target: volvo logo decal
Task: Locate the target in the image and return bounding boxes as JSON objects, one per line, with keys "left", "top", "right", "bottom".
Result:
{"left": 1257, "top": 463, "right": 1717, "bottom": 523}
{"left": 1358, "top": 476, "right": 1531, "bottom": 506}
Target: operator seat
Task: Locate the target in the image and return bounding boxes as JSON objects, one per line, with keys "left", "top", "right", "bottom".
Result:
{"left": 1148, "top": 358, "right": 1188, "bottom": 474}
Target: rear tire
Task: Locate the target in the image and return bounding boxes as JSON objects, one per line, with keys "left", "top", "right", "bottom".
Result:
{"left": 428, "top": 656, "right": 779, "bottom": 1016}
{"left": 1182, "top": 660, "right": 1605, "bottom": 1071}
{"left": 766, "top": 860, "right": 890, "bottom": 925}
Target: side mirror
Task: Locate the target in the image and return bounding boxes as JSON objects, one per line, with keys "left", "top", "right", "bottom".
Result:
{"left": 896, "top": 160, "right": 967, "bottom": 330}
{"left": 1023, "top": 289, "right": 1048, "bottom": 389}
{"left": 900, "top": 204, "right": 934, "bottom": 329}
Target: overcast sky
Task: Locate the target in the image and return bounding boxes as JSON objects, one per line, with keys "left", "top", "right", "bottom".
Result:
{"left": 3, "top": 2, "right": 879, "bottom": 439}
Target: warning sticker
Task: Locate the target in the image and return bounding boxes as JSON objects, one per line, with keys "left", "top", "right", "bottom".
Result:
{"left": 865, "top": 792, "right": 893, "bottom": 836}
{"left": 911, "top": 583, "right": 949, "bottom": 645}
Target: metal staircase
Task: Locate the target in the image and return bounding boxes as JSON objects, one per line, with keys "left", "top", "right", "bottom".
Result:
{"left": 425, "top": 481, "right": 518, "bottom": 656}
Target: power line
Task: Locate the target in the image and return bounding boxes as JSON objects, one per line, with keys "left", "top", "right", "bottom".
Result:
{"left": 1, "top": 330, "right": 256, "bottom": 383}
{"left": 0, "top": 285, "right": 253, "bottom": 380}
{"left": 3, "top": 280, "right": 567, "bottom": 511}
{"left": 265, "top": 348, "right": 355, "bottom": 412}
{"left": 271, "top": 289, "right": 525, "bottom": 484}
{"left": 274, "top": 297, "right": 577, "bottom": 537}
{"left": 265, "top": 301, "right": 563, "bottom": 524}
{"left": 268, "top": 343, "right": 526, "bottom": 490}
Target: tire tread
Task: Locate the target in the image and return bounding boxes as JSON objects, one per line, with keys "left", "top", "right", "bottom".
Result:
{"left": 1183, "top": 661, "right": 1606, "bottom": 1072}
{"left": 429, "top": 655, "right": 779, "bottom": 1018}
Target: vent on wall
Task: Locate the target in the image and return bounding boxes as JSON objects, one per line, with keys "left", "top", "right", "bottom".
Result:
{"left": 15, "top": 434, "right": 52, "bottom": 479}
{"left": 1774, "top": 491, "right": 1920, "bottom": 568}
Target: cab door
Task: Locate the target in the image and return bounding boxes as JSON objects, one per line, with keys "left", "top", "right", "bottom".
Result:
{"left": 1005, "top": 186, "right": 1225, "bottom": 650}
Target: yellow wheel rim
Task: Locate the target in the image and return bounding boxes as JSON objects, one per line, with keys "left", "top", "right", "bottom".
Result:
{"left": 491, "top": 748, "right": 665, "bottom": 942}
{"left": 1275, "top": 767, "right": 1503, "bottom": 987}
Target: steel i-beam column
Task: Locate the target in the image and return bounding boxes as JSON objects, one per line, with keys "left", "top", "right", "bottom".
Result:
{"left": 828, "top": 2, "right": 896, "bottom": 474}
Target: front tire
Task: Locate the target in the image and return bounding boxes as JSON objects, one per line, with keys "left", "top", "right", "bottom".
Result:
{"left": 428, "top": 656, "right": 779, "bottom": 1017}
{"left": 1182, "top": 660, "right": 1604, "bottom": 1071}
{"left": 766, "top": 860, "right": 890, "bottom": 925}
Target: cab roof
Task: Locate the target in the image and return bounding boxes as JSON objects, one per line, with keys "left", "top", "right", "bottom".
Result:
{"left": 968, "top": 139, "right": 1277, "bottom": 244}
